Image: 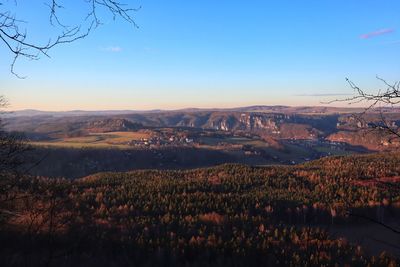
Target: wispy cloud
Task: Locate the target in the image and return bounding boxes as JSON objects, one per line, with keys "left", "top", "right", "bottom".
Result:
{"left": 295, "top": 93, "right": 353, "bottom": 97}
{"left": 360, "top": 28, "right": 395, "bottom": 39}
{"left": 100, "top": 46, "right": 123, "bottom": 52}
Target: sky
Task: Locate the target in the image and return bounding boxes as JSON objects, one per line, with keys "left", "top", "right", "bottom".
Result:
{"left": 1, "top": 0, "right": 400, "bottom": 111}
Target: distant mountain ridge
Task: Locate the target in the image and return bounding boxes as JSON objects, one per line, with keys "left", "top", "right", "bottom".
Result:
{"left": 2, "top": 109, "right": 163, "bottom": 118}
{"left": 5, "top": 105, "right": 400, "bottom": 118}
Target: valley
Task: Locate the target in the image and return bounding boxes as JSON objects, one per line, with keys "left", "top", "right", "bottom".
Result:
{"left": 6, "top": 106, "right": 397, "bottom": 179}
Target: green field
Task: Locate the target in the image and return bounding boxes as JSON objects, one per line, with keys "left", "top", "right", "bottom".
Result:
{"left": 31, "top": 131, "right": 151, "bottom": 149}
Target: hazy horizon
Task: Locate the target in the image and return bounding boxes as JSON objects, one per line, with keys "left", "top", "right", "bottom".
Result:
{"left": 6, "top": 103, "right": 372, "bottom": 113}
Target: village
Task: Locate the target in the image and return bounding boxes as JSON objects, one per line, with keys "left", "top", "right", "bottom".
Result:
{"left": 128, "top": 132, "right": 195, "bottom": 148}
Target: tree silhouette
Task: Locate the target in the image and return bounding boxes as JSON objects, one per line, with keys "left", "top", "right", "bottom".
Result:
{"left": 0, "top": 96, "right": 31, "bottom": 224}
{"left": 327, "top": 76, "right": 400, "bottom": 141}
{"left": 0, "top": 0, "right": 140, "bottom": 77}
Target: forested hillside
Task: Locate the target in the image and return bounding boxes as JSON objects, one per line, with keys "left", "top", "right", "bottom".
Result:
{"left": 1, "top": 153, "right": 399, "bottom": 266}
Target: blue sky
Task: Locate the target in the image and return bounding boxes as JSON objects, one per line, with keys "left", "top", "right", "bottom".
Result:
{"left": 1, "top": 0, "right": 400, "bottom": 110}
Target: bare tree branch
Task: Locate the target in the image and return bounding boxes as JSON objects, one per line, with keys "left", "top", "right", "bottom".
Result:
{"left": 0, "top": 0, "right": 140, "bottom": 77}
{"left": 325, "top": 77, "right": 400, "bottom": 140}
{"left": 347, "top": 211, "right": 400, "bottom": 235}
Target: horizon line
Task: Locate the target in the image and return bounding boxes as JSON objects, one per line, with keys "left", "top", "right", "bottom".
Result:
{"left": 4, "top": 104, "right": 381, "bottom": 113}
